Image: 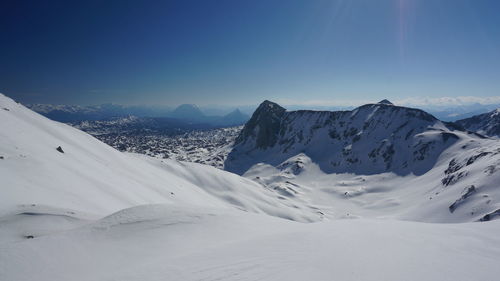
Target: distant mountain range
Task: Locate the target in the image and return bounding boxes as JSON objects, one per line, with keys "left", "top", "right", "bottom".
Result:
{"left": 26, "top": 103, "right": 249, "bottom": 127}
{"left": 169, "top": 104, "right": 249, "bottom": 126}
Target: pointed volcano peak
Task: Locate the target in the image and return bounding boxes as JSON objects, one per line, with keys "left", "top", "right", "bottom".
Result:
{"left": 378, "top": 99, "right": 393, "bottom": 105}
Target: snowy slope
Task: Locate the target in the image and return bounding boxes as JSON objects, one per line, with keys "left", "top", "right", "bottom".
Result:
{"left": 455, "top": 108, "right": 500, "bottom": 137}
{"left": 2, "top": 204, "right": 500, "bottom": 281}
{"left": 227, "top": 100, "right": 500, "bottom": 222}
{"left": 226, "top": 100, "right": 467, "bottom": 175}
{"left": 3, "top": 93, "right": 500, "bottom": 281}
{"left": 0, "top": 94, "right": 317, "bottom": 222}
{"left": 243, "top": 142, "right": 500, "bottom": 223}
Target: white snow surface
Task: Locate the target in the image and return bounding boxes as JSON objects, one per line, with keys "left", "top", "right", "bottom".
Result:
{"left": 2, "top": 204, "right": 500, "bottom": 281}
{"left": 2, "top": 94, "right": 500, "bottom": 281}
{"left": 0, "top": 94, "right": 317, "bottom": 221}
{"left": 229, "top": 101, "right": 500, "bottom": 223}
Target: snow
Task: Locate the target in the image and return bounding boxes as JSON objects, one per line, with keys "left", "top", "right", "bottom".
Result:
{"left": 2, "top": 93, "right": 500, "bottom": 281}
{"left": 2, "top": 204, "right": 500, "bottom": 281}
{"left": 228, "top": 101, "right": 500, "bottom": 222}
{"left": 242, "top": 138, "right": 500, "bottom": 223}
{"left": 456, "top": 108, "right": 500, "bottom": 137}
{"left": 492, "top": 108, "right": 500, "bottom": 117}
{"left": 0, "top": 94, "right": 317, "bottom": 221}
{"left": 226, "top": 103, "right": 457, "bottom": 176}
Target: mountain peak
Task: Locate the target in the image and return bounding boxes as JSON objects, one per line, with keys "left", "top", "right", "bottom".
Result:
{"left": 253, "top": 100, "right": 286, "bottom": 119}
{"left": 226, "top": 108, "right": 245, "bottom": 117}
{"left": 456, "top": 107, "right": 500, "bottom": 137}
{"left": 378, "top": 99, "right": 393, "bottom": 105}
{"left": 228, "top": 100, "right": 453, "bottom": 175}
{"left": 257, "top": 100, "right": 285, "bottom": 112}
{"left": 234, "top": 100, "right": 286, "bottom": 148}
{"left": 217, "top": 108, "right": 249, "bottom": 126}
{"left": 171, "top": 104, "right": 205, "bottom": 120}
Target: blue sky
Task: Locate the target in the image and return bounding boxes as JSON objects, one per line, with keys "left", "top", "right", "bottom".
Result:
{"left": 1, "top": 0, "right": 499, "bottom": 106}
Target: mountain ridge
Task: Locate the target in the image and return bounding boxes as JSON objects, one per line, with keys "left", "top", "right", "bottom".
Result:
{"left": 0, "top": 93, "right": 315, "bottom": 221}
{"left": 455, "top": 108, "right": 500, "bottom": 137}
{"left": 226, "top": 100, "right": 463, "bottom": 175}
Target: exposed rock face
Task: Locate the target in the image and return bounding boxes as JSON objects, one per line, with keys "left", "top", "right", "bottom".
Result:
{"left": 449, "top": 185, "right": 476, "bottom": 213}
{"left": 234, "top": 100, "right": 286, "bottom": 150}
{"left": 378, "top": 99, "right": 394, "bottom": 105}
{"left": 455, "top": 109, "right": 500, "bottom": 138}
{"left": 479, "top": 209, "right": 500, "bottom": 221}
{"left": 226, "top": 100, "right": 462, "bottom": 175}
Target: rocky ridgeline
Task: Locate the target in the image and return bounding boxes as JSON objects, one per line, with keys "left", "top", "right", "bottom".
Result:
{"left": 455, "top": 108, "right": 500, "bottom": 138}
{"left": 226, "top": 100, "right": 467, "bottom": 175}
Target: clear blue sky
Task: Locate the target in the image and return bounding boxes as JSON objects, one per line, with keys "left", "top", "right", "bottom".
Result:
{"left": 1, "top": 0, "right": 499, "bottom": 106}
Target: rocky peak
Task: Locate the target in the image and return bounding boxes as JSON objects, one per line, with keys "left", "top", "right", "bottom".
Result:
{"left": 235, "top": 100, "right": 286, "bottom": 148}
{"left": 378, "top": 99, "right": 393, "bottom": 105}
{"left": 255, "top": 100, "right": 286, "bottom": 114}
{"left": 455, "top": 108, "right": 500, "bottom": 137}
{"left": 227, "top": 99, "right": 460, "bottom": 175}
{"left": 492, "top": 108, "right": 500, "bottom": 117}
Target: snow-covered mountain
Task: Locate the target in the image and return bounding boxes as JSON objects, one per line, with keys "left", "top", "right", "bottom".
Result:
{"left": 455, "top": 108, "right": 500, "bottom": 137}
{"left": 226, "top": 100, "right": 500, "bottom": 222}
{"left": 226, "top": 100, "right": 465, "bottom": 175}
{"left": 10, "top": 95, "right": 500, "bottom": 223}
{"left": 0, "top": 94, "right": 316, "bottom": 222}
{"left": 3, "top": 93, "right": 500, "bottom": 281}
